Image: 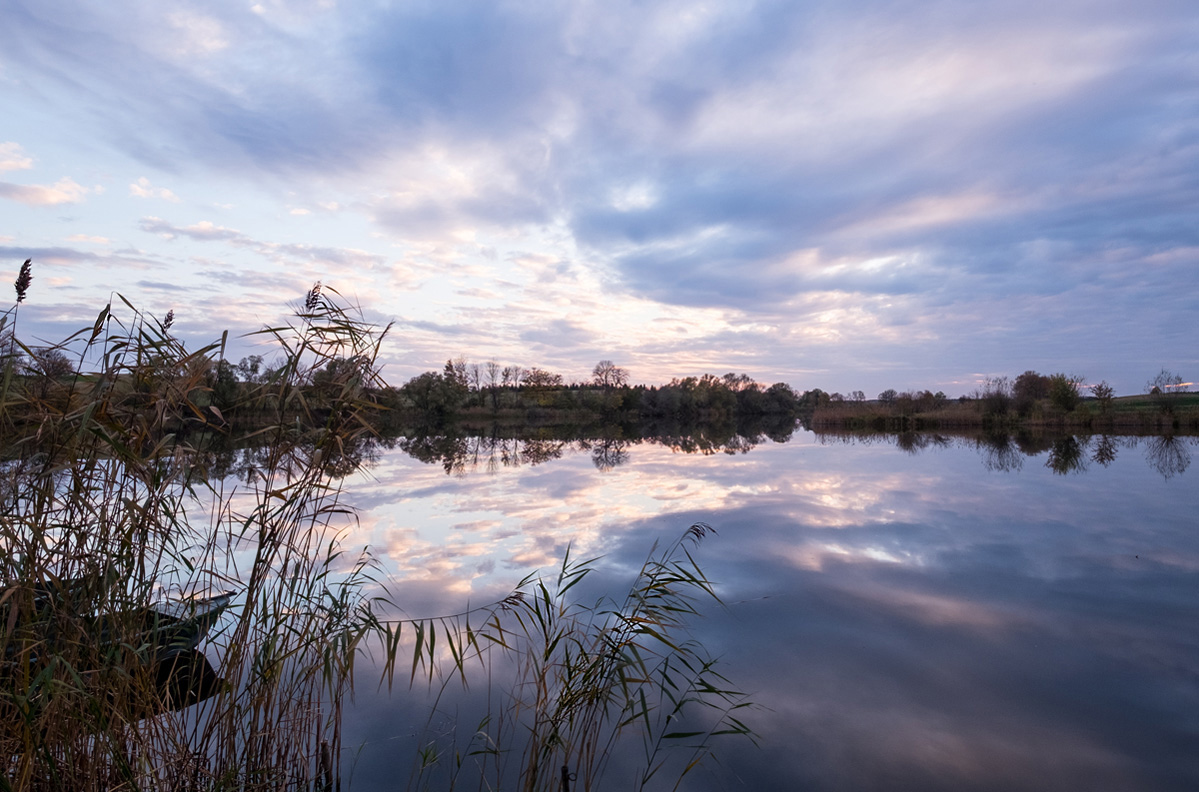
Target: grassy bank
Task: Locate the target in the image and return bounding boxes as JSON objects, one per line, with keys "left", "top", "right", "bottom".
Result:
{"left": 812, "top": 394, "right": 1199, "bottom": 434}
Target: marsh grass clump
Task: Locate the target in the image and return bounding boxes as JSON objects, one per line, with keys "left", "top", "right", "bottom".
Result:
{"left": 392, "top": 524, "right": 756, "bottom": 792}
{"left": 0, "top": 273, "right": 754, "bottom": 791}
{"left": 0, "top": 282, "right": 397, "bottom": 790}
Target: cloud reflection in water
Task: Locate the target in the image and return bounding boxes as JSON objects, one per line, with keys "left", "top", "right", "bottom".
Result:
{"left": 338, "top": 433, "right": 1199, "bottom": 790}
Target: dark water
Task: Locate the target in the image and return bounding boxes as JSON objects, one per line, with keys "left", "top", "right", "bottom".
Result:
{"left": 338, "top": 432, "right": 1199, "bottom": 790}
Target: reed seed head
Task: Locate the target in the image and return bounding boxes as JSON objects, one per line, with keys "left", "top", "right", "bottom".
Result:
{"left": 14, "top": 258, "right": 32, "bottom": 303}
{"left": 305, "top": 281, "right": 322, "bottom": 311}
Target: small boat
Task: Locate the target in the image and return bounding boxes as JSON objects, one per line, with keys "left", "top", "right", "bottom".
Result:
{"left": 1, "top": 580, "right": 235, "bottom": 716}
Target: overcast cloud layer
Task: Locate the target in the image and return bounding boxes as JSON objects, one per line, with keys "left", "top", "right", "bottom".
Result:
{"left": 1, "top": 0, "right": 1196, "bottom": 395}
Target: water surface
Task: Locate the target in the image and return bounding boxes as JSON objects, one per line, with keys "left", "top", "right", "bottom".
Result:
{"left": 338, "top": 432, "right": 1199, "bottom": 790}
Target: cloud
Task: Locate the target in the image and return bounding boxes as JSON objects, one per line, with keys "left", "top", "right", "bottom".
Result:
{"left": 2, "top": 0, "right": 1198, "bottom": 394}
{"left": 518, "top": 319, "right": 594, "bottom": 352}
{"left": 0, "top": 177, "right": 89, "bottom": 206}
{"left": 141, "top": 217, "right": 243, "bottom": 242}
{"left": 138, "top": 215, "right": 391, "bottom": 272}
{"left": 0, "top": 142, "right": 33, "bottom": 172}
{"left": 129, "top": 177, "right": 180, "bottom": 202}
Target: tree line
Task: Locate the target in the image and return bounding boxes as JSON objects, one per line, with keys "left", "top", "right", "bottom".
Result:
{"left": 384, "top": 357, "right": 806, "bottom": 425}
{"left": 812, "top": 368, "right": 1197, "bottom": 433}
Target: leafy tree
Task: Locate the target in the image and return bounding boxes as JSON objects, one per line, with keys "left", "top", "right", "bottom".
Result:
{"left": 209, "top": 359, "right": 240, "bottom": 410}
{"left": 402, "top": 371, "right": 465, "bottom": 418}
{"left": 1013, "top": 370, "right": 1050, "bottom": 414}
{"left": 235, "top": 354, "right": 268, "bottom": 383}
{"left": 1047, "top": 373, "right": 1083, "bottom": 412}
{"left": 721, "top": 372, "right": 756, "bottom": 392}
{"left": 444, "top": 357, "right": 469, "bottom": 390}
{"left": 1090, "top": 381, "right": 1114, "bottom": 414}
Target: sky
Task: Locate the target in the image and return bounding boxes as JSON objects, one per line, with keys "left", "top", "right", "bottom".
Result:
{"left": 1, "top": 0, "right": 1196, "bottom": 397}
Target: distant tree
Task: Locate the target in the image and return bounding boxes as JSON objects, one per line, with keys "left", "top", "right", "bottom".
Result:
{"left": 592, "top": 360, "right": 629, "bottom": 389}
{"left": 798, "top": 388, "right": 830, "bottom": 410}
{"left": 1047, "top": 373, "right": 1083, "bottom": 412}
{"left": 311, "top": 355, "right": 374, "bottom": 405}
{"left": 1013, "top": 370, "right": 1051, "bottom": 414}
{"left": 523, "top": 367, "right": 563, "bottom": 389}
{"left": 485, "top": 360, "right": 502, "bottom": 409}
{"left": 1147, "top": 368, "right": 1186, "bottom": 413}
{"left": 1090, "top": 381, "right": 1114, "bottom": 414}
{"left": 977, "top": 376, "right": 1012, "bottom": 415}
{"left": 878, "top": 389, "right": 898, "bottom": 405}
{"left": 402, "top": 371, "right": 465, "bottom": 418}
{"left": 444, "top": 358, "right": 469, "bottom": 390}
{"left": 764, "top": 382, "right": 801, "bottom": 414}
{"left": 1148, "top": 368, "right": 1188, "bottom": 394}
{"left": 22, "top": 347, "right": 75, "bottom": 402}
{"left": 851, "top": 390, "right": 866, "bottom": 403}
{"left": 1013, "top": 370, "right": 1050, "bottom": 400}
{"left": 237, "top": 355, "right": 266, "bottom": 383}
{"left": 24, "top": 347, "right": 74, "bottom": 379}
{"left": 209, "top": 359, "right": 240, "bottom": 409}
{"left": 721, "top": 372, "right": 756, "bottom": 392}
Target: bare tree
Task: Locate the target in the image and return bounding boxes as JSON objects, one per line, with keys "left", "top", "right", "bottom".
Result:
{"left": 1147, "top": 368, "right": 1187, "bottom": 412}
{"left": 523, "top": 368, "right": 563, "bottom": 388}
{"left": 485, "top": 360, "right": 501, "bottom": 409}
{"left": 592, "top": 360, "right": 629, "bottom": 389}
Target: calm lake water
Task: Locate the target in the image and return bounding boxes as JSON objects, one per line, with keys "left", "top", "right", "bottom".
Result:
{"left": 336, "top": 431, "right": 1199, "bottom": 791}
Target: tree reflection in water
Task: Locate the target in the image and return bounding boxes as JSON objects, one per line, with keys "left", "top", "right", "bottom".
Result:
{"left": 977, "top": 433, "right": 1024, "bottom": 473}
{"left": 810, "top": 428, "right": 1198, "bottom": 479}
{"left": 1143, "top": 434, "right": 1193, "bottom": 480}
{"left": 588, "top": 438, "right": 631, "bottom": 471}
{"left": 1046, "top": 435, "right": 1087, "bottom": 475}
{"left": 1091, "top": 434, "right": 1118, "bottom": 467}
{"left": 178, "top": 424, "right": 1198, "bottom": 482}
